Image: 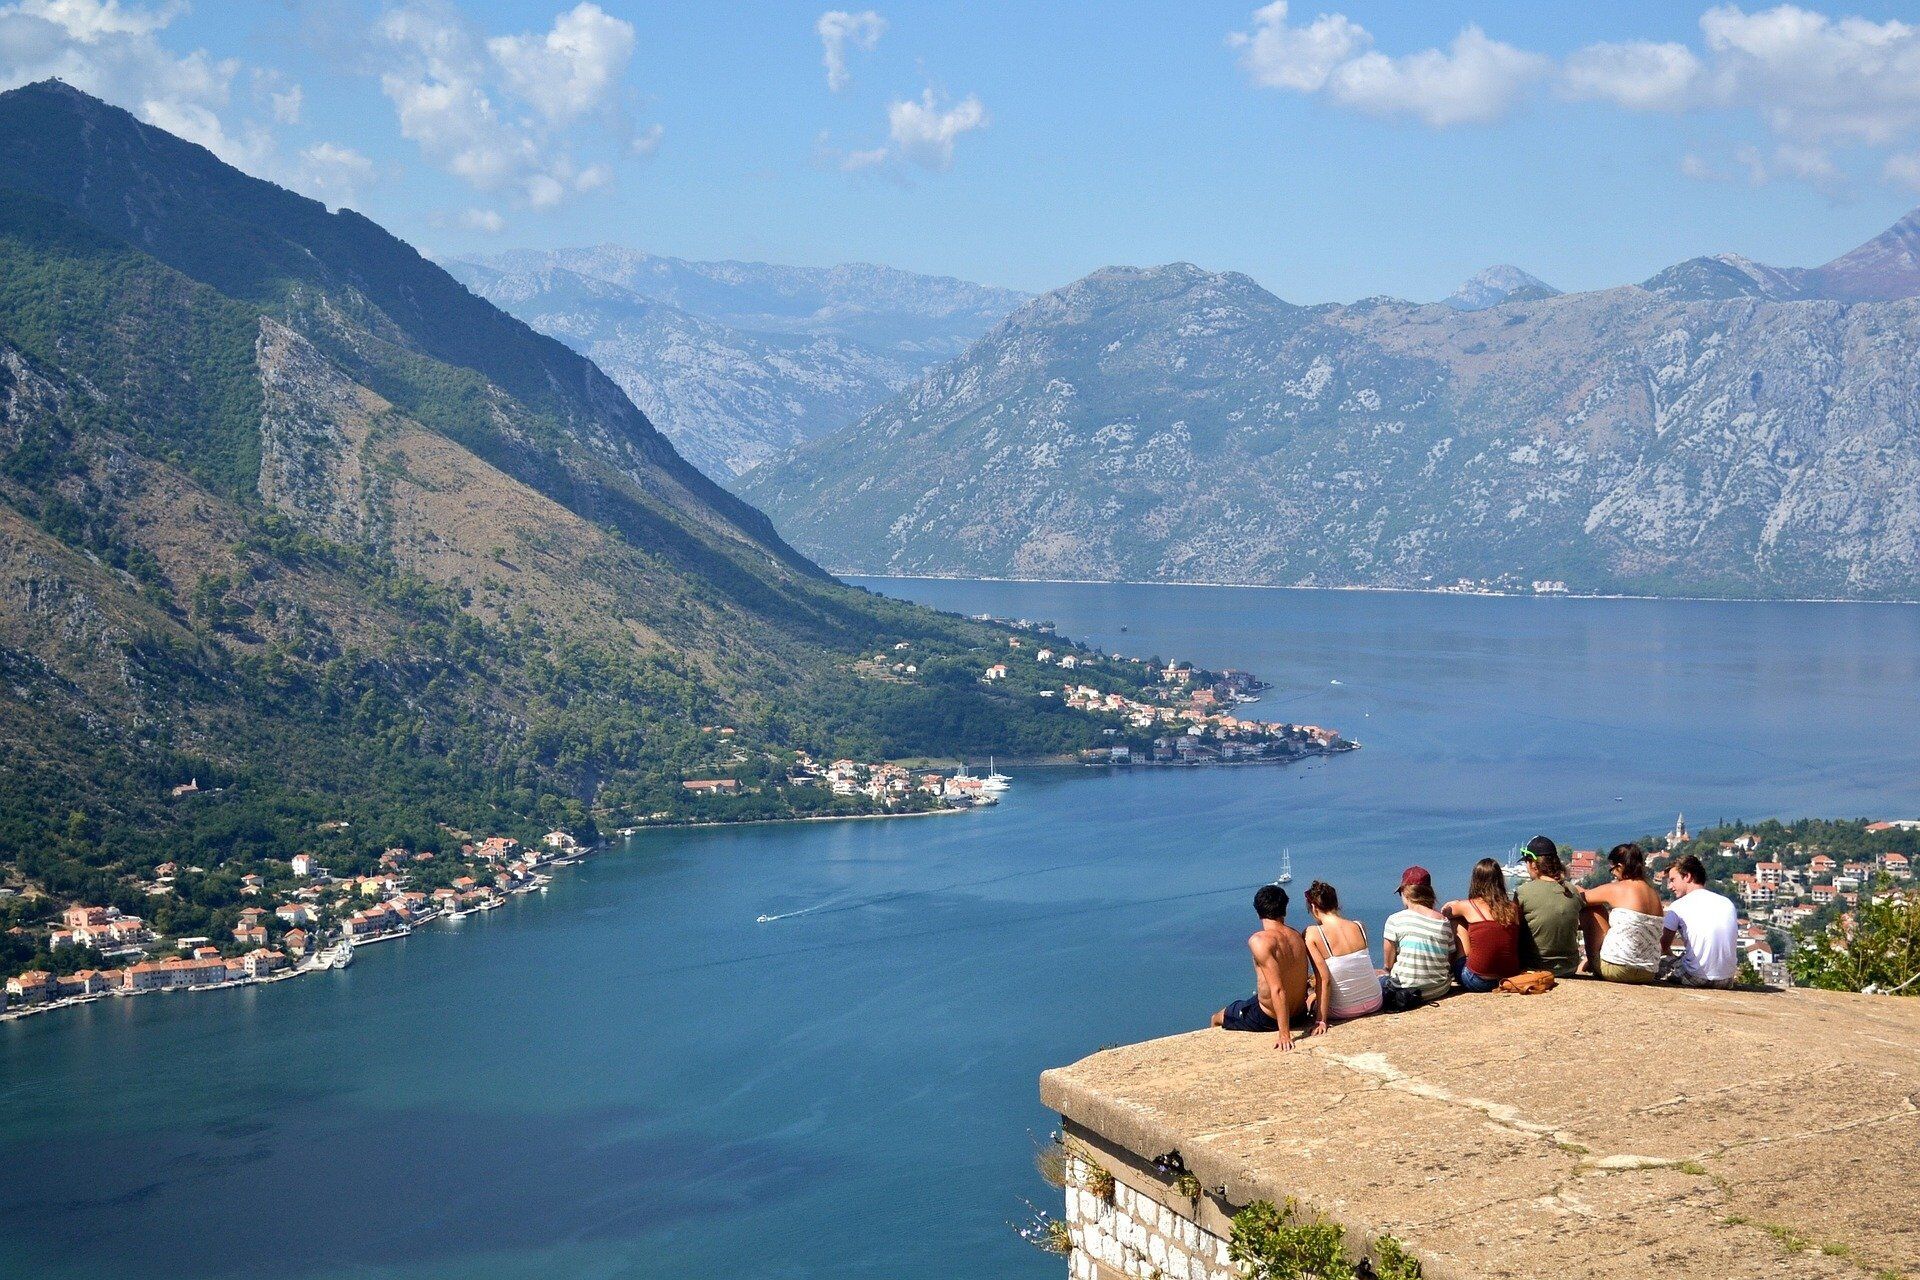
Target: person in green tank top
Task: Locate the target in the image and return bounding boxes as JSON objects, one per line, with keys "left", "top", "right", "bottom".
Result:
{"left": 1514, "top": 836, "right": 1582, "bottom": 977}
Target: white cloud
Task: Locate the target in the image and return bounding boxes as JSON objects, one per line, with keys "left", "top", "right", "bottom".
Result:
{"left": 1328, "top": 27, "right": 1548, "bottom": 127}
{"left": 1885, "top": 152, "right": 1920, "bottom": 192}
{"left": 487, "top": 1, "right": 632, "bottom": 123}
{"left": 1230, "top": 5, "right": 1547, "bottom": 128}
{"left": 1229, "top": 1, "right": 1368, "bottom": 94}
{"left": 885, "top": 87, "right": 986, "bottom": 169}
{"left": 11, "top": 0, "right": 183, "bottom": 42}
{"left": 1562, "top": 40, "right": 1702, "bottom": 111}
{"left": 629, "top": 121, "right": 663, "bottom": 156}
{"left": 1230, "top": 3, "right": 1920, "bottom": 194}
{"left": 816, "top": 9, "right": 885, "bottom": 92}
{"left": 373, "top": 1, "right": 644, "bottom": 212}
{"left": 267, "top": 81, "right": 303, "bottom": 124}
{"left": 294, "top": 140, "right": 375, "bottom": 206}
{"left": 459, "top": 206, "right": 505, "bottom": 233}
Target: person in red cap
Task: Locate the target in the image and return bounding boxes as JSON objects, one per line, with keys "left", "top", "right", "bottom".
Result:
{"left": 1381, "top": 865, "right": 1454, "bottom": 1005}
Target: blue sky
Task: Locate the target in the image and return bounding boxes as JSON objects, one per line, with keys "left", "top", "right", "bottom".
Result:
{"left": 7, "top": 2, "right": 1920, "bottom": 300}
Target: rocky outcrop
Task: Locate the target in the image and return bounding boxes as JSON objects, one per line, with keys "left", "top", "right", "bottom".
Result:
{"left": 255, "top": 319, "right": 390, "bottom": 547}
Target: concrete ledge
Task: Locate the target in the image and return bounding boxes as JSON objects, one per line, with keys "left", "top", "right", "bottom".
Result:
{"left": 1042, "top": 981, "right": 1920, "bottom": 1279}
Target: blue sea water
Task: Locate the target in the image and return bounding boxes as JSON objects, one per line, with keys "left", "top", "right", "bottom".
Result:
{"left": 2, "top": 580, "right": 1917, "bottom": 1279}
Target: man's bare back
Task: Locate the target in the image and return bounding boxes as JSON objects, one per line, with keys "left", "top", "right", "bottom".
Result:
{"left": 1214, "top": 885, "right": 1311, "bottom": 1049}
{"left": 1250, "top": 923, "right": 1310, "bottom": 1025}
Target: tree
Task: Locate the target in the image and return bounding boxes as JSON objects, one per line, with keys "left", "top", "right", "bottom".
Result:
{"left": 1788, "top": 894, "right": 1920, "bottom": 995}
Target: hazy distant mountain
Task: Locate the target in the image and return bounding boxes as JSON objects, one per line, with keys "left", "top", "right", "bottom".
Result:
{"left": 1443, "top": 265, "right": 1560, "bottom": 310}
{"left": 746, "top": 213, "right": 1920, "bottom": 600}
{"left": 451, "top": 248, "right": 1027, "bottom": 482}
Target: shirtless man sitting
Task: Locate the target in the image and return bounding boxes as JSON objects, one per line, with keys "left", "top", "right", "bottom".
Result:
{"left": 1211, "top": 884, "right": 1311, "bottom": 1051}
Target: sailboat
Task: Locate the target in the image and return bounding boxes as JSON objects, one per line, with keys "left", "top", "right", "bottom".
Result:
{"left": 981, "top": 755, "right": 1012, "bottom": 793}
{"left": 1500, "top": 844, "right": 1530, "bottom": 880}
{"left": 1276, "top": 848, "right": 1293, "bottom": 885}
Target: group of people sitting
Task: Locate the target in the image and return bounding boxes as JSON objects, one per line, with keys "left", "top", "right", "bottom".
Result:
{"left": 1211, "top": 837, "right": 1742, "bottom": 1050}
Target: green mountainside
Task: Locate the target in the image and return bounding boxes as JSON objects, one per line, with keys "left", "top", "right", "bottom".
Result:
{"left": 0, "top": 82, "right": 1160, "bottom": 965}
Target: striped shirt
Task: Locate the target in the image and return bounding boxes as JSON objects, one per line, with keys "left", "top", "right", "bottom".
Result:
{"left": 1384, "top": 908, "right": 1454, "bottom": 999}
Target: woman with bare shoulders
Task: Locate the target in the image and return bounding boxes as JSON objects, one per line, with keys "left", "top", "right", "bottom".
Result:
{"left": 1301, "top": 880, "right": 1381, "bottom": 1033}
{"left": 1579, "top": 843, "right": 1663, "bottom": 983}
{"left": 1441, "top": 858, "right": 1523, "bottom": 992}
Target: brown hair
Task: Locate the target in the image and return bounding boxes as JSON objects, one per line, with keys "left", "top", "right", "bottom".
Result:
{"left": 1671, "top": 853, "right": 1707, "bottom": 886}
{"left": 1468, "top": 857, "right": 1518, "bottom": 925}
{"left": 1304, "top": 879, "right": 1339, "bottom": 915}
{"left": 1400, "top": 881, "right": 1436, "bottom": 908}
{"left": 1608, "top": 842, "right": 1648, "bottom": 881}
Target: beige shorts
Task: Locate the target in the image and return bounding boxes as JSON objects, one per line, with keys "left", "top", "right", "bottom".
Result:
{"left": 1598, "top": 959, "right": 1658, "bottom": 984}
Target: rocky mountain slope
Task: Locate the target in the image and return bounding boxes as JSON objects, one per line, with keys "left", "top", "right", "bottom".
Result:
{"left": 1443, "top": 265, "right": 1559, "bottom": 310}
{"left": 450, "top": 249, "right": 1025, "bottom": 482}
{"left": 745, "top": 216, "right": 1920, "bottom": 599}
{"left": 0, "top": 81, "right": 1119, "bottom": 902}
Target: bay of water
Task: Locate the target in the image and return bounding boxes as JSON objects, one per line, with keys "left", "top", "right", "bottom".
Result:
{"left": 3, "top": 580, "right": 1917, "bottom": 1279}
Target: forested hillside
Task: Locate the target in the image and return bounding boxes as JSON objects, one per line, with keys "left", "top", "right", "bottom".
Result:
{"left": 0, "top": 82, "right": 1139, "bottom": 947}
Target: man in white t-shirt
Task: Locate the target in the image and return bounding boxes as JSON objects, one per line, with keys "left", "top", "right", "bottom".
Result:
{"left": 1660, "top": 855, "right": 1739, "bottom": 988}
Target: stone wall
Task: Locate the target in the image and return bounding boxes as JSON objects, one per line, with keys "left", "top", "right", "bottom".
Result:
{"left": 1061, "top": 1123, "right": 1236, "bottom": 1280}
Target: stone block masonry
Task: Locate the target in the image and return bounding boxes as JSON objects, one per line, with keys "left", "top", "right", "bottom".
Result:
{"left": 1041, "top": 982, "right": 1920, "bottom": 1279}
{"left": 1062, "top": 1138, "right": 1235, "bottom": 1280}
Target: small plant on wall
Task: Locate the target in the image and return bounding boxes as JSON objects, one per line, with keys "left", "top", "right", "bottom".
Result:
{"left": 1014, "top": 1200, "right": 1074, "bottom": 1256}
{"left": 1229, "top": 1198, "right": 1423, "bottom": 1279}
{"left": 1082, "top": 1159, "right": 1116, "bottom": 1200}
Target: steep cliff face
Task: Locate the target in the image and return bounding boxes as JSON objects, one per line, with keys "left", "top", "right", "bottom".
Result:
{"left": 451, "top": 250, "right": 1026, "bottom": 483}
{"left": 746, "top": 231, "right": 1920, "bottom": 598}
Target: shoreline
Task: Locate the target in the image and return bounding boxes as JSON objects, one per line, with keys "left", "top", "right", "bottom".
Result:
{"left": 5, "top": 749, "right": 1353, "bottom": 1026}
{"left": 840, "top": 571, "right": 1920, "bottom": 609}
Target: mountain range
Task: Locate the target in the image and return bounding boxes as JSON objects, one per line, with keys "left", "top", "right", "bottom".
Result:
{"left": 743, "top": 213, "right": 1920, "bottom": 599}
{"left": 0, "top": 81, "right": 1119, "bottom": 913}
{"left": 447, "top": 249, "right": 1026, "bottom": 482}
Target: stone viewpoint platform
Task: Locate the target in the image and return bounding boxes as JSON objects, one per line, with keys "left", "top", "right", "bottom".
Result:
{"left": 1040, "top": 981, "right": 1920, "bottom": 1280}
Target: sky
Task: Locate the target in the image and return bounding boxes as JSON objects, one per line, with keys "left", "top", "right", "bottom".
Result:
{"left": 7, "top": 1, "right": 1920, "bottom": 301}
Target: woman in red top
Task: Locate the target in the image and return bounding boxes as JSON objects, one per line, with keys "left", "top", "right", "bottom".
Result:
{"left": 1442, "top": 858, "right": 1523, "bottom": 992}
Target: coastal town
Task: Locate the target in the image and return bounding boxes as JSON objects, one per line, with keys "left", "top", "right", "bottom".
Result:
{"left": 1, "top": 830, "right": 587, "bottom": 1019}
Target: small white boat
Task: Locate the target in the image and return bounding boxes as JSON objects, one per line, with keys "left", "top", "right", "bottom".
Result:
{"left": 1276, "top": 848, "right": 1293, "bottom": 885}
{"left": 981, "top": 756, "right": 1011, "bottom": 793}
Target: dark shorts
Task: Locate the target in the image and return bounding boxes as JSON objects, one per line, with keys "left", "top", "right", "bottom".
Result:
{"left": 1220, "top": 995, "right": 1279, "bottom": 1033}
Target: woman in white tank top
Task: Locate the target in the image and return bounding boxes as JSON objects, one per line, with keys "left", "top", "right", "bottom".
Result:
{"left": 1303, "top": 879, "right": 1384, "bottom": 1031}
{"left": 1580, "top": 843, "right": 1665, "bottom": 983}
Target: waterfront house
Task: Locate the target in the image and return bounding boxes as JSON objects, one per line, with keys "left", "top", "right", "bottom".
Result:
{"left": 283, "top": 928, "right": 310, "bottom": 956}
{"left": 476, "top": 837, "right": 520, "bottom": 860}
{"left": 243, "top": 949, "right": 287, "bottom": 978}
{"left": 6, "top": 970, "right": 54, "bottom": 1004}
{"left": 234, "top": 923, "right": 267, "bottom": 946}
{"left": 61, "top": 970, "right": 112, "bottom": 996}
